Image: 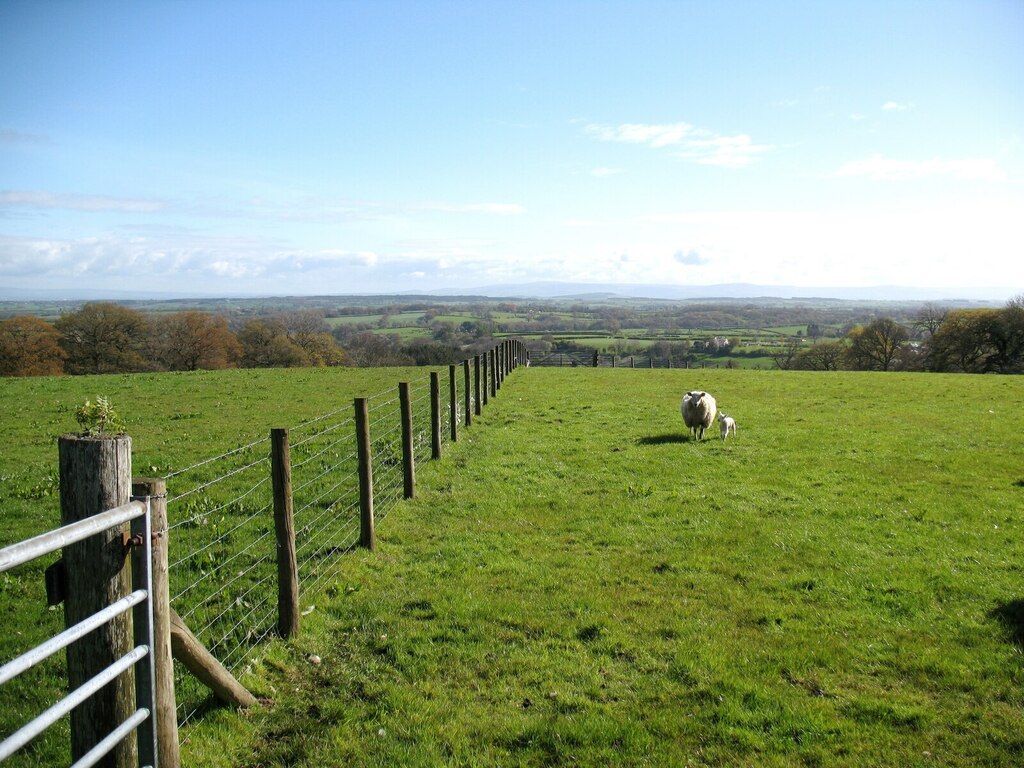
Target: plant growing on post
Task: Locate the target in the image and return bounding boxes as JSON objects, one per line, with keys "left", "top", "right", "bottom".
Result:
{"left": 74, "top": 396, "right": 126, "bottom": 436}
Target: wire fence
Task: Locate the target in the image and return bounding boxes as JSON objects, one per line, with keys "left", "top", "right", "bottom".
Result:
{"left": 162, "top": 345, "right": 523, "bottom": 728}
{"left": 528, "top": 351, "right": 727, "bottom": 369}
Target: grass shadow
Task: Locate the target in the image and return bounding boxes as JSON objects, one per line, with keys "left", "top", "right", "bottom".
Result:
{"left": 989, "top": 599, "right": 1024, "bottom": 646}
{"left": 637, "top": 434, "right": 688, "bottom": 446}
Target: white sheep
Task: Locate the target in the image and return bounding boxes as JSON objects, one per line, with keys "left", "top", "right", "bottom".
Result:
{"left": 681, "top": 390, "right": 717, "bottom": 440}
{"left": 717, "top": 412, "right": 737, "bottom": 441}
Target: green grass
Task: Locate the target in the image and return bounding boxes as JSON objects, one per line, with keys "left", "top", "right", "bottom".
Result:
{"left": 194, "top": 369, "right": 1024, "bottom": 766}
{"left": 0, "top": 366, "right": 442, "bottom": 766}
{"left": 3, "top": 367, "right": 1024, "bottom": 766}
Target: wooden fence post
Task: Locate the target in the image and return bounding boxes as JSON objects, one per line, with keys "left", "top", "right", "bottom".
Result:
{"left": 270, "top": 429, "right": 299, "bottom": 639}
{"left": 481, "top": 354, "right": 489, "bottom": 406}
{"left": 58, "top": 434, "right": 136, "bottom": 768}
{"left": 168, "top": 609, "right": 258, "bottom": 708}
{"left": 354, "top": 398, "right": 375, "bottom": 551}
{"left": 449, "top": 365, "right": 459, "bottom": 442}
{"left": 489, "top": 349, "right": 497, "bottom": 397}
{"left": 399, "top": 382, "right": 415, "bottom": 499}
{"left": 474, "top": 355, "right": 482, "bottom": 415}
{"left": 464, "top": 359, "right": 473, "bottom": 426}
{"left": 131, "top": 477, "right": 180, "bottom": 768}
{"left": 430, "top": 371, "right": 442, "bottom": 460}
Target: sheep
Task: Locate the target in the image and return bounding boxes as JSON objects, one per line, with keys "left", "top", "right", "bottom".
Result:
{"left": 681, "top": 390, "right": 717, "bottom": 440}
{"left": 718, "top": 411, "right": 737, "bottom": 441}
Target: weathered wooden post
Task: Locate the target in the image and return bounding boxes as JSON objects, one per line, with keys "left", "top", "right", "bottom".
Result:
{"left": 630, "top": 356, "right": 635, "bottom": 368}
{"left": 131, "top": 477, "right": 181, "bottom": 768}
{"left": 270, "top": 428, "right": 299, "bottom": 639}
{"left": 496, "top": 344, "right": 502, "bottom": 390}
{"left": 489, "top": 349, "right": 497, "bottom": 397}
{"left": 167, "top": 609, "right": 258, "bottom": 708}
{"left": 464, "top": 359, "right": 473, "bottom": 426}
{"left": 474, "top": 355, "right": 482, "bottom": 416}
{"left": 481, "top": 354, "right": 489, "bottom": 406}
{"left": 354, "top": 398, "right": 375, "bottom": 551}
{"left": 58, "top": 434, "right": 135, "bottom": 768}
{"left": 399, "top": 382, "right": 415, "bottom": 498}
{"left": 449, "top": 364, "right": 459, "bottom": 442}
{"left": 612, "top": 355, "right": 616, "bottom": 368}
{"left": 430, "top": 371, "right": 442, "bottom": 460}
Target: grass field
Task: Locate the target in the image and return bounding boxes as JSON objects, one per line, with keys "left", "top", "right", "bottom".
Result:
{"left": 187, "top": 368, "right": 1023, "bottom": 767}
{"left": 3, "top": 367, "right": 1024, "bottom": 766}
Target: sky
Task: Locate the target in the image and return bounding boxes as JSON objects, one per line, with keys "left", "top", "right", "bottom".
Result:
{"left": 1, "top": 0, "right": 1023, "bottom": 300}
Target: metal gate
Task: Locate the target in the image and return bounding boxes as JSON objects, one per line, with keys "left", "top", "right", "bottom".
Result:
{"left": 0, "top": 499, "right": 158, "bottom": 767}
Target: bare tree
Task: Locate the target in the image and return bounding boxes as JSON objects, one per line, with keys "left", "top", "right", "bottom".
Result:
{"left": 771, "top": 337, "right": 804, "bottom": 370}
{"left": 913, "top": 302, "right": 948, "bottom": 338}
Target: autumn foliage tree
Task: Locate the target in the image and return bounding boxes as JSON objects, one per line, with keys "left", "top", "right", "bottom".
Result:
{"left": 237, "top": 318, "right": 310, "bottom": 368}
{"left": 150, "top": 311, "right": 242, "bottom": 371}
{"left": 0, "top": 315, "right": 67, "bottom": 376}
{"left": 55, "top": 302, "right": 150, "bottom": 374}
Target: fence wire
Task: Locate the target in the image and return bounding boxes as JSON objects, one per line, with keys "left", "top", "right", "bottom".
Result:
{"left": 159, "top": 349, "right": 524, "bottom": 731}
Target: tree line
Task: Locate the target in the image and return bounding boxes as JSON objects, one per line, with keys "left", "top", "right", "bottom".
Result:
{"left": 774, "top": 297, "right": 1024, "bottom": 373}
{"left": 3, "top": 297, "right": 1022, "bottom": 377}
{"left": 0, "top": 302, "right": 474, "bottom": 377}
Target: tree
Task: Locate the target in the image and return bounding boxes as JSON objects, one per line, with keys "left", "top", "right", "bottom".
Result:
{"left": 0, "top": 315, "right": 67, "bottom": 376}
{"left": 280, "top": 311, "right": 349, "bottom": 366}
{"left": 238, "top": 319, "right": 308, "bottom": 368}
{"left": 845, "top": 318, "right": 909, "bottom": 371}
{"left": 55, "top": 302, "right": 149, "bottom": 374}
{"left": 926, "top": 309, "right": 991, "bottom": 372}
{"left": 771, "top": 337, "right": 804, "bottom": 370}
{"left": 913, "top": 303, "right": 947, "bottom": 339}
{"left": 793, "top": 340, "right": 845, "bottom": 371}
{"left": 344, "top": 332, "right": 415, "bottom": 367}
{"left": 294, "top": 332, "right": 349, "bottom": 366}
{"left": 150, "top": 311, "right": 241, "bottom": 371}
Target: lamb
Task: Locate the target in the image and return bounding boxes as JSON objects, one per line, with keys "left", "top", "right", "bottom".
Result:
{"left": 718, "top": 412, "right": 737, "bottom": 441}
{"left": 681, "top": 390, "right": 717, "bottom": 440}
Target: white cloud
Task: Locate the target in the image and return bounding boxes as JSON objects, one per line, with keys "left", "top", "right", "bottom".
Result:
{"left": 849, "top": 113, "right": 867, "bottom": 121}
{"left": 0, "top": 190, "right": 165, "bottom": 213}
{"left": 591, "top": 167, "right": 623, "bottom": 177}
{"left": 834, "top": 154, "right": 1006, "bottom": 182}
{"left": 585, "top": 121, "right": 770, "bottom": 168}
{"left": 632, "top": 202, "right": 1024, "bottom": 289}
{"left": 0, "top": 234, "right": 382, "bottom": 286}
{"left": 882, "top": 101, "right": 913, "bottom": 111}
{"left": 585, "top": 122, "right": 695, "bottom": 147}
{"left": 676, "top": 134, "right": 771, "bottom": 169}
{"left": 674, "top": 249, "right": 710, "bottom": 266}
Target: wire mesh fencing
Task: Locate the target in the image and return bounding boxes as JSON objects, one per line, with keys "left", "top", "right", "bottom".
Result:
{"left": 160, "top": 343, "right": 526, "bottom": 729}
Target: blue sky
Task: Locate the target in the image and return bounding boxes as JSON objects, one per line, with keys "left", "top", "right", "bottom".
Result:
{"left": 1, "top": 0, "right": 1022, "bottom": 299}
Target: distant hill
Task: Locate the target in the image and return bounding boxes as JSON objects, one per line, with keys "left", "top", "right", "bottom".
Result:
{"left": 0, "top": 281, "right": 1013, "bottom": 304}
{"left": 456, "top": 281, "right": 1013, "bottom": 303}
